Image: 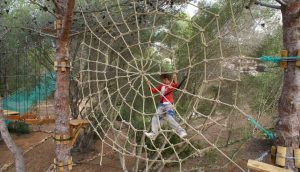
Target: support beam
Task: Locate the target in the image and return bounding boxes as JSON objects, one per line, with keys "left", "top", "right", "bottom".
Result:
{"left": 69, "top": 119, "right": 89, "bottom": 146}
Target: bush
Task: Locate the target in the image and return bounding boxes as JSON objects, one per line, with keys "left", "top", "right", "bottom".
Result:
{"left": 7, "top": 121, "right": 30, "bottom": 134}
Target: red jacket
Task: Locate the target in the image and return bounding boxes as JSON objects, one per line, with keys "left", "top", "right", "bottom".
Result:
{"left": 150, "top": 82, "right": 179, "bottom": 103}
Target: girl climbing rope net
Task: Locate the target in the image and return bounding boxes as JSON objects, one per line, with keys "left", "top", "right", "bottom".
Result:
{"left": 145, "top": 73, "right": 187, "bottom": 140}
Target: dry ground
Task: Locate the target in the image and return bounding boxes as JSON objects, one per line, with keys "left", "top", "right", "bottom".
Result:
{"left": 0, "top": 99, "right": 275, "bottom": 171}
{"left": 0, "top": 123, "right": 274, "bottom": 172}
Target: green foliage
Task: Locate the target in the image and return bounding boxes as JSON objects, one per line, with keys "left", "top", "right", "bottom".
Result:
{"left": 204, "top": 149, "right": 218, "bottom": 165}
{"left": 242, "top": 126, "right": 253, "bottom": 140}
{"left": 144, "top": 132, "right": 197, "bottom": 160}
{"left": 257, "top": 28, "right": 283, "bottom": 56}
{"left": 240, "top": 70, "right": 282, "bottom": 115}
{"left": 7, "top": 121, "right": 30, "bottom": 134}
{"left": 0, "top": 1, "right": 55, "bottom": 96}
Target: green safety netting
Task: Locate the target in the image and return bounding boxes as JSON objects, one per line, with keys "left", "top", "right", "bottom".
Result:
{"left": 2, "top": 72, "right": 56, "bottom": 115}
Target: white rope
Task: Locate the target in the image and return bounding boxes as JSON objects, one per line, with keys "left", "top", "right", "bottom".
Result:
{"left": 75, "top": 0, "right": 256, "bottom": 171}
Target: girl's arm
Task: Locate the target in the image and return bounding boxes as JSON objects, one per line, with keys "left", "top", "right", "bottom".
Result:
{"left": 147, "top": 80, "right": 161, "bottom": 94}
{"left": 172, "top": 73, "right": 178, "bottom": 84}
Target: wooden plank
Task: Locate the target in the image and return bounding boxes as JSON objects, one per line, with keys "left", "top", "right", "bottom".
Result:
{"left": 69, "top": 119, "right": 89, "bottom": 126}
{"left": 20, "top": 113, "right": 38, "bottom": 120}
{"left": 247, "top": 160, "right": 292, "bottom": 172}
{"left": 3, "top": 110, "right": 19, "bottom": 116}
{"left": 294, "top": 148, "right": 300, "bottom": 168}
{"left": 24, "top": 119, "right": 41, "bottom": 125}
{"left": 276, "top": 146, "right": 287, "bottom": 166}
{"left": 39, "top": 118, "right": 55, "bottom": 125}
{"left": 280, "top": 50, "right": 288, "bottom": 69}
{"left": 24, "top": 118, "right": 55, "bottom": 125}
{"left": 5, "top": 115, "right": 21, "bottom": 121}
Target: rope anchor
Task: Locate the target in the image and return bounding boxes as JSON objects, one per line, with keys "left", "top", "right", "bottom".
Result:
{"left": 54, "top": 60, "right": 72, "bottom": 72}
{"left": 260, "top": 50, "right": 300, "bottom": 69}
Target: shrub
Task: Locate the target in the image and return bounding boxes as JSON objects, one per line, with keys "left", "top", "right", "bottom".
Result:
{"left": 7, "top": 121, "right": 30, "bottom": 134}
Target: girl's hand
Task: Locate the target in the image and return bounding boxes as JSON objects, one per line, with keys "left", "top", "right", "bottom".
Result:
{"left": 146, "top": 80, "right": 151, "bottom": 85}
{"left": 172, "top": 73, "right": 178, "bottom": 84}
{"left": 172, "top": 73, "right": 177, "bottom": 79}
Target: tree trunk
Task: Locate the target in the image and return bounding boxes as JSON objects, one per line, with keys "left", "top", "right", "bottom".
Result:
{"left": 54, "top": 0, "right": 75, "bottom": 171}
{"left": 0, "top": 97, "right": 25, "bottom": 172}
{"left": 276, "top": 1, "right": 300, "bottom": 171}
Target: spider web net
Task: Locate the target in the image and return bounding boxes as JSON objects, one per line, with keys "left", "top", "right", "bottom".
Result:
{"left": 76, "top": 0, "right": 252, "bottom": 171}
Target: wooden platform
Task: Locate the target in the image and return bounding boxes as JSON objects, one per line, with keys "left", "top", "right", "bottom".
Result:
{"left": 5, "top": 115, "right": 21, "bottom": 121}
{"left": 3, "top": 110, "right": 20, "bottom": 116}
{"left": 247, "top": 159, "right": 292, "bottom": 172}
{"left": 3, "top": 110, "right": 55, "bottom": 125}
{"left": 24, "top": 118, "right": 55, "bottom": 125}
{"left": 69, "top": 119, "right": 89, "bottom": 146}
{"left": 69, "top": 119, "right": 89, "bottom": 126}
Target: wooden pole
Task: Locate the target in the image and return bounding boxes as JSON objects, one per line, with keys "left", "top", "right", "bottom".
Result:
{"left": 276, "top": 1, "right": 300, "bottom": 171}
{"left": 54, "top": 0, "right": 75, "bottom": 171}
{"left": 0, "top": 97, "right": 25, "bottom": 172}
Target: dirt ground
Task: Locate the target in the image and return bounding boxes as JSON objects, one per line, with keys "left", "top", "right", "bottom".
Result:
{"left": 0, "top": 100, "right": 275, "bottom": 171}
{"left": 0, "top": 131, "right": 54, "bottom": 172}
{"left": 0, "top": 124, "right": 274, "bottom": 172}
{"left": 0, "top": 125, "right": 127, "bottom": 172}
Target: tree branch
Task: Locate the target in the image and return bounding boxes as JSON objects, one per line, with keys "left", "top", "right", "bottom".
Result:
{"left": 0, "top": 98, "right": 25, "bottom": 172}
{"left": 0, "top": 29, "right": 9, "bottom": 39}
{"left": 53, "top": 0, "right": 63, "bottom": 17}
{"left": 275, "top": 0, "right": 286, "bottom": 6}
{"left": 51, "top": 0, "right": 59, "bottom": 11}
{"left": 29, "top": 0, "right": 57, "bottom": 17}
{"left": 255, "top": 1, "right": 281, "bottom": 9}
{"left": 60, "top": 0, "right": 75, "bottom": 41}
{"left": 291, "top": 9, "right": 300, "bottom": 19}
{"left": 73, "top": 1, "right": 131, "bottom": 14}
{"left": 0, "top": 24, "right": 57, "bottom": 38}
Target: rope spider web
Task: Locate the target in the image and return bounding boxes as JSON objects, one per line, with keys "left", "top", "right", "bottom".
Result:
{"left": 75, "top": 0, "right": 254, "bottom": 171}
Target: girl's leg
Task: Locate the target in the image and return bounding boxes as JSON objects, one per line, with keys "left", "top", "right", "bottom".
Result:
{"left": 165, "top": 105, "right": 186, "bottom": 137}
{"left": 145, "top": 105, "right": 164, "bottom": 140}
{"left": 151, "top": 105, "right": 164, "bottom": 134}
{"left": 166, "top": 113, "right": 185, "bottom": 133}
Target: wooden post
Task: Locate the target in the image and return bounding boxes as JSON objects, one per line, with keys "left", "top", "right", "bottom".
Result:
{"left": 271, "top": 146, "right": 277, "bottom": 164}
{"left": 294, "top": 148, "right": 300, "bottom": 168}
{"left": 296, "top": 50, "right": 300, "bottom": 67}
{"left": 280, "top": 50, "right": 288, "bottom": 69}
{"left": 0, "top": 97, "right": 25, "bottom": 172}
{"left": 276, "top": 146, "right": 287, "bottom": 167}
{"left": 54, "top": 0, "right": 75, "bottom": 171}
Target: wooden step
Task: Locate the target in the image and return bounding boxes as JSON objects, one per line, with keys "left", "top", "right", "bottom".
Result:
{"left": 24, "top": 118, "right": 55, "bottom": 125}
{"left": 69, "top": 119, "right": 89, "bottom": 146}
{"left": 5, "top": 115, "right": 21, "bottom": 121}
{"left": 247, "top": 159, "right": 292, "bottom": 172}
{"left": 3, "top": 110, "right": 19, "bottom": 116}
{"left": 69, "top": 119, "right": 89, "bottom": 126}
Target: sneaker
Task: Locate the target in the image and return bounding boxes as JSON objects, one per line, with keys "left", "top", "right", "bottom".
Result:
{"left": 178, "top": 130, "right": 187, "bottom": 139}
{"left": 145, "top": 132, "right": 158, "bottom": 140}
